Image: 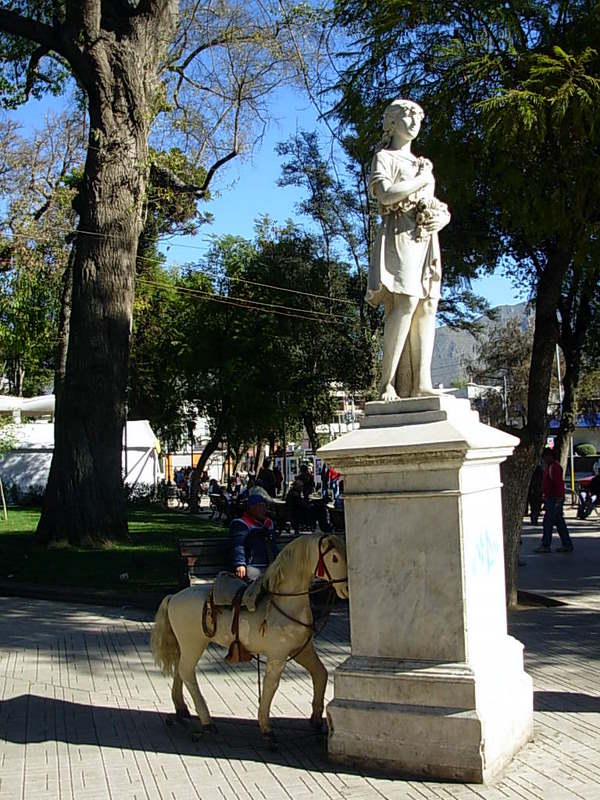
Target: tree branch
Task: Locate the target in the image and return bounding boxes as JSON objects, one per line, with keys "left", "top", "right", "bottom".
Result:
{"left": 0, "top": 9, "right": 62, "bottom": 53}
{"left": 24, "top": 45, "right": 51, "bottom": 98}
{"left": 199, "top": 148, "right": 239, "bottom": 193}
{"left": 149, "top": 162, "right": 207, "bottom": 197}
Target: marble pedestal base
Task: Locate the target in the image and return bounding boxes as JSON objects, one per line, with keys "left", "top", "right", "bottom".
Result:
{"left": 327, "top": 644, "right": 533, "bottom": 783}
{"left": 318, "top": 396, "right": 533, "bottom": 783}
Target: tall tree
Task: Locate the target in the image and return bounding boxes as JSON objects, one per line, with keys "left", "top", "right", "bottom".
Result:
{"left": 0, "top": 113, "right": 83, "bottom": 396}
{"left": 0, "top": 1, "right": 318, "bottom": 545}
{"left": 553, "top": 260, "right": 600, "bottom": 461}
{"left": 464, "top": 316, "right": 534, "bottom": 430}
{"left": 329, "top": 0, "right": 600, "bottom": 604}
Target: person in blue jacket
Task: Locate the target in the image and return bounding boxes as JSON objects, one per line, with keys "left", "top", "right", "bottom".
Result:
{"left": 230, "top": 493, "right": 279, "bottom": 581}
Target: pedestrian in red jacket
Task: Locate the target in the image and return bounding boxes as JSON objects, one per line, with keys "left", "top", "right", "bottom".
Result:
{"left": 535, "top": 448, "right": 574, "bottom": 554}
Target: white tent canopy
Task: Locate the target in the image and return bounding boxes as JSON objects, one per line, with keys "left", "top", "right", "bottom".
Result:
{"left": 0, "top": 393, "right": 55, "bottom": 419}
{"left": 0, "top": 399, "right": 162, "bottom": 496}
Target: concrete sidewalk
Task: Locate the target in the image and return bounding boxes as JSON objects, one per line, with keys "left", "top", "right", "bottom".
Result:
{"left": 519, "top": 505, "right": 600, "bottom": 610}
{"left": 1, "top": 513, "right": 599, "bottom": 800}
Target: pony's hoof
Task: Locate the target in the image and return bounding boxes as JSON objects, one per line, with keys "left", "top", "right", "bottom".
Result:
{"left": 263, "top": 731, "right": 278, "bottom": 751}
{"left": 191, "top": 723, "right": 217, "bottom": 742}
{"left": 170, "top": 710, "right": 191, "bottom": 729}
{"left": 310, "top": 716, "right": 324, "bottom": 733}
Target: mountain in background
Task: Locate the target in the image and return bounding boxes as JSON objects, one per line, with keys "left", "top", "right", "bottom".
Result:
{"left": 432, "top": 302, "right": 528, "bottom": 388}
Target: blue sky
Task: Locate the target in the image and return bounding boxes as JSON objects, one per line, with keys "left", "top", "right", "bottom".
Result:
{"left": 9, "top": 88, "right": 526, "bottom": 310}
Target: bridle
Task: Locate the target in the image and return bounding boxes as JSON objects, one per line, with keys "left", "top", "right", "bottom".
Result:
{"left": 268, "top": 536, "right": 348, "bottom": 636}
{"left": 269, "top": 536, "right": 348, "bottom": 599}
{"left": 315, "top": 535, "right": 337, "bottom": 582}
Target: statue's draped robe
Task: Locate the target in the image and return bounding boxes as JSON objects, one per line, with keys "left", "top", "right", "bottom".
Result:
{"left": 367, "top": 150, "right": 442, "bottom": 309}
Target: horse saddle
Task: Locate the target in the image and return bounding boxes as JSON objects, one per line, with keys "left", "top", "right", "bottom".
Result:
{"left": 212, "top": 571, "right": 262, "bottom": 609}
{"left": 202, "top": 572, "right": 264, "bottom": 664}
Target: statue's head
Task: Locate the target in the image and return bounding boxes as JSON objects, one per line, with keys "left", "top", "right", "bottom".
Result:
{"left": 383, "top": 99, "right": 424, "bottom": 133}
{"left": 379, "top": 99, "right": 424, "bottom": 149}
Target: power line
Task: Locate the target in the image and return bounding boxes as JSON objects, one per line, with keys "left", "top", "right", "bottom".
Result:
{"left": 137, "top": 278, "right": 350, "bottom": 325}
{"left": 0, "top": 228, "right": 357, "bottom": 308}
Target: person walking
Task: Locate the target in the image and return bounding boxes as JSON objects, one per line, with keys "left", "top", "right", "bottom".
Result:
{"left": 535, "top": 447, "right": 574, "bottom": 553}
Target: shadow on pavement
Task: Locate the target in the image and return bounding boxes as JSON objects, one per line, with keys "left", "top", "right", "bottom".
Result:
{"left": 0, "top": 694, "right": 341, "bottom": 769}
{"left": 534, "top": 691, "right": 600, "bottom": 713}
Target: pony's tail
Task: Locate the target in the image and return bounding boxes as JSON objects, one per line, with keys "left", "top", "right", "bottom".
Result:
{"left": 151, "top": 596, "right": 180, "bottom": 676}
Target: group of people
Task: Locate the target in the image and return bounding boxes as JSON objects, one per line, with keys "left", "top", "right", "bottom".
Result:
{"left": 228, "top": 461, "right": 343, "bottom": 581}
{"left": 286, "top": 463, "right": 333, "bottom": 533}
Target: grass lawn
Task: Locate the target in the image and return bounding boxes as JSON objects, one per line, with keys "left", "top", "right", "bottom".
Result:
{"left": 0, "top": 505, "right": 226, "bottom": 594}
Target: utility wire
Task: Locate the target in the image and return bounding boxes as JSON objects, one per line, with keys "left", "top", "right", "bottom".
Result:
{"left": 0, "top": 228, "right": 357, "bottom": 307}
{"left": 137, "top": 278, "right": 350, "bottom": 325}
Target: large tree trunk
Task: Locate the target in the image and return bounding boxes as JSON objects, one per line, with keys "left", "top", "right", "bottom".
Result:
{"left": 303, "top": 411, "right": 320, "bottom": 453}
{"left": 36, "top": 7, "right": 176, "bottom": 546}
{"left": 501, "top": 438, "right": 535, "bottom": 606}
{"left": 54, "top": 248, "right": 74, "bottom": 407}
{"left": 502, "top": 249, "right": 568, "bottom": 605}
{"left": 554, "top": 273, "right": 596, "bottom": 465}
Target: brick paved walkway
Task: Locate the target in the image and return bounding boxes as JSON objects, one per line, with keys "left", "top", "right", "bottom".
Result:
{"left": 1, "top": 513, "right": 599, "bottom": 799}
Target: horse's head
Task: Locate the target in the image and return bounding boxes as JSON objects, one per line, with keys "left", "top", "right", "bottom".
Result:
{"left": 318, "top": 535, "right": 349, "bottom": 599}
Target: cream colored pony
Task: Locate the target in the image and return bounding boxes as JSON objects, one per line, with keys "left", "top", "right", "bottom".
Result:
{"left": 151, "top": 533, "right": 348, "bottom": 744}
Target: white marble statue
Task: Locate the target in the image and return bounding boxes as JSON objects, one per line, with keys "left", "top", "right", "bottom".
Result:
{"left": 367, "top": 99, "right": 451, "bottom": 401}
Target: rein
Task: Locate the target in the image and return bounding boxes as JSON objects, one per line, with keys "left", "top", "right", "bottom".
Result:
{"left": 268, "top": 536, "right": 348, "bottom": 598}
{"left": 269, "top": 598, "right": 315, "bottom": 630}
{"left": 258, "top": 536, "right": 347, "bottom": 702}
{"left": 266, "top": 536, "right": 347, "bottom": 636}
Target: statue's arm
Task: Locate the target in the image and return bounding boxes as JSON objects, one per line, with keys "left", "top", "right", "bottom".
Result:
{"left": 371, "top": 163, "right": 434, "bottom": 207}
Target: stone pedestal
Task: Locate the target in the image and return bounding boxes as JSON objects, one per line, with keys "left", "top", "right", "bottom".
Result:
{"left": 318, "top": 396, "right": 533, "bottom": 783}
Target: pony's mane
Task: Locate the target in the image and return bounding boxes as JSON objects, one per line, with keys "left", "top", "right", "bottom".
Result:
{"left": 260, "top": 533, "right": 346, "bottom": 594}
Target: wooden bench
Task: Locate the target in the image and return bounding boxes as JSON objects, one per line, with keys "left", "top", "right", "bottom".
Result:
{"left": 177, "top": 537, "right": 230, "bottom": 586}
{"left": 177, "top": 530, "right": 306, "bottom": 587}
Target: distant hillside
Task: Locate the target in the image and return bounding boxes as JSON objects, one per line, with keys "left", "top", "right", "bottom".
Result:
{"left": 432, "top": 302, "right": 528, "bottom": 388}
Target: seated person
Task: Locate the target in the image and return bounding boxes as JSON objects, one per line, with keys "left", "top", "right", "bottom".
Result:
{"left": 230, "top": 493, "right": 279, "bottom": 581}
{"left": 298, "top": 463, "right": 315, "bottom": 500}
{"left": 577, "top": 474, "right": 600, "bottom": 519}
{"left": 286, "top": 479, "right": 331, "bottom": 532}
{"left": 208, "top": 478, "right": 222, "bottom": 493}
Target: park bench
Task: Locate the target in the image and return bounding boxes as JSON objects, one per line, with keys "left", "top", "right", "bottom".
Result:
{"left": 177, "top": 536, "right": 231, "bottom": 586}
{"left": 177, "top": 530, "right": 306, "bottom": 587}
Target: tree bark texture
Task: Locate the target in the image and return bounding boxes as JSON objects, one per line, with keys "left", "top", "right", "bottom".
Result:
{"left": 54, "top": 248, "right": 74, "bottom": 408}
{"left": 554, "top": 273, "right": 596, "bottom": 464}
{"left": 303, "top": 411, "right": 320, "bottom": 453}
{"left": 254, "top": 441, "right": 266, "bottom": 473}
{"left": 36, "top": 3, "right": 178, "bottom": 545}
{"left": 502, "top": 248, "right": 570, "bottom": 605}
